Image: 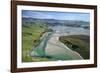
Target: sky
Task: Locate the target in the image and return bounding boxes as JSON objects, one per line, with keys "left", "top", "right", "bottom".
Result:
{"left": 22, "top": 10, "right": 90, "bottom": 22}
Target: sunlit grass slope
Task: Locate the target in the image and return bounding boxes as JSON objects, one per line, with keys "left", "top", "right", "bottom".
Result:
{"left": 22, "top": 22, "right": 47, "bottom": 62}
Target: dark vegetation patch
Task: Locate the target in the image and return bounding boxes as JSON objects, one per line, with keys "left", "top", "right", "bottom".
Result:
{"left": 59, "top": 35, "right": 90, "bottom": 59}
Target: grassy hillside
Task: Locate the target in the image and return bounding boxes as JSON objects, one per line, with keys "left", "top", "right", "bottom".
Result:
{"left": 22, "top": 22, "right": 48, "bottom": 62}
{"left": 59, "top": 35, "right": 90, "bottom": 59}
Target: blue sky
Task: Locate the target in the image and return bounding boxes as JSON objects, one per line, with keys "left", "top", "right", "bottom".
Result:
{"left": 22, "top": 10, "right": 90, "bottom": 22}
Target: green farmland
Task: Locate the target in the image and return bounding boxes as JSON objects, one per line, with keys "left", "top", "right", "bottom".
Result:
{"left": 22, "top": 22, "right": 48, "bottom": 62}
{"left": 59, "top": 35, "right": 90, "bottom": 59}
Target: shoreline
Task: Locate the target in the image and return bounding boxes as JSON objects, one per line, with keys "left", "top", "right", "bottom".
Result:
{"left": 45, "top": 32, "right": 83, "bottom": 60}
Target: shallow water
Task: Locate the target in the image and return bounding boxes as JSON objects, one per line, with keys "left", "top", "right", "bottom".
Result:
{"left": 30, "top": 26, "right": 89, "bottom": 61}
{"left": 49, "top": 26, "right": 89, "bottom": 35}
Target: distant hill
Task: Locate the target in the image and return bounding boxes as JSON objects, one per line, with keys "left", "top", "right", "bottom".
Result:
{"left": 22, "top": 18, "right": 90, "bottom": 29}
